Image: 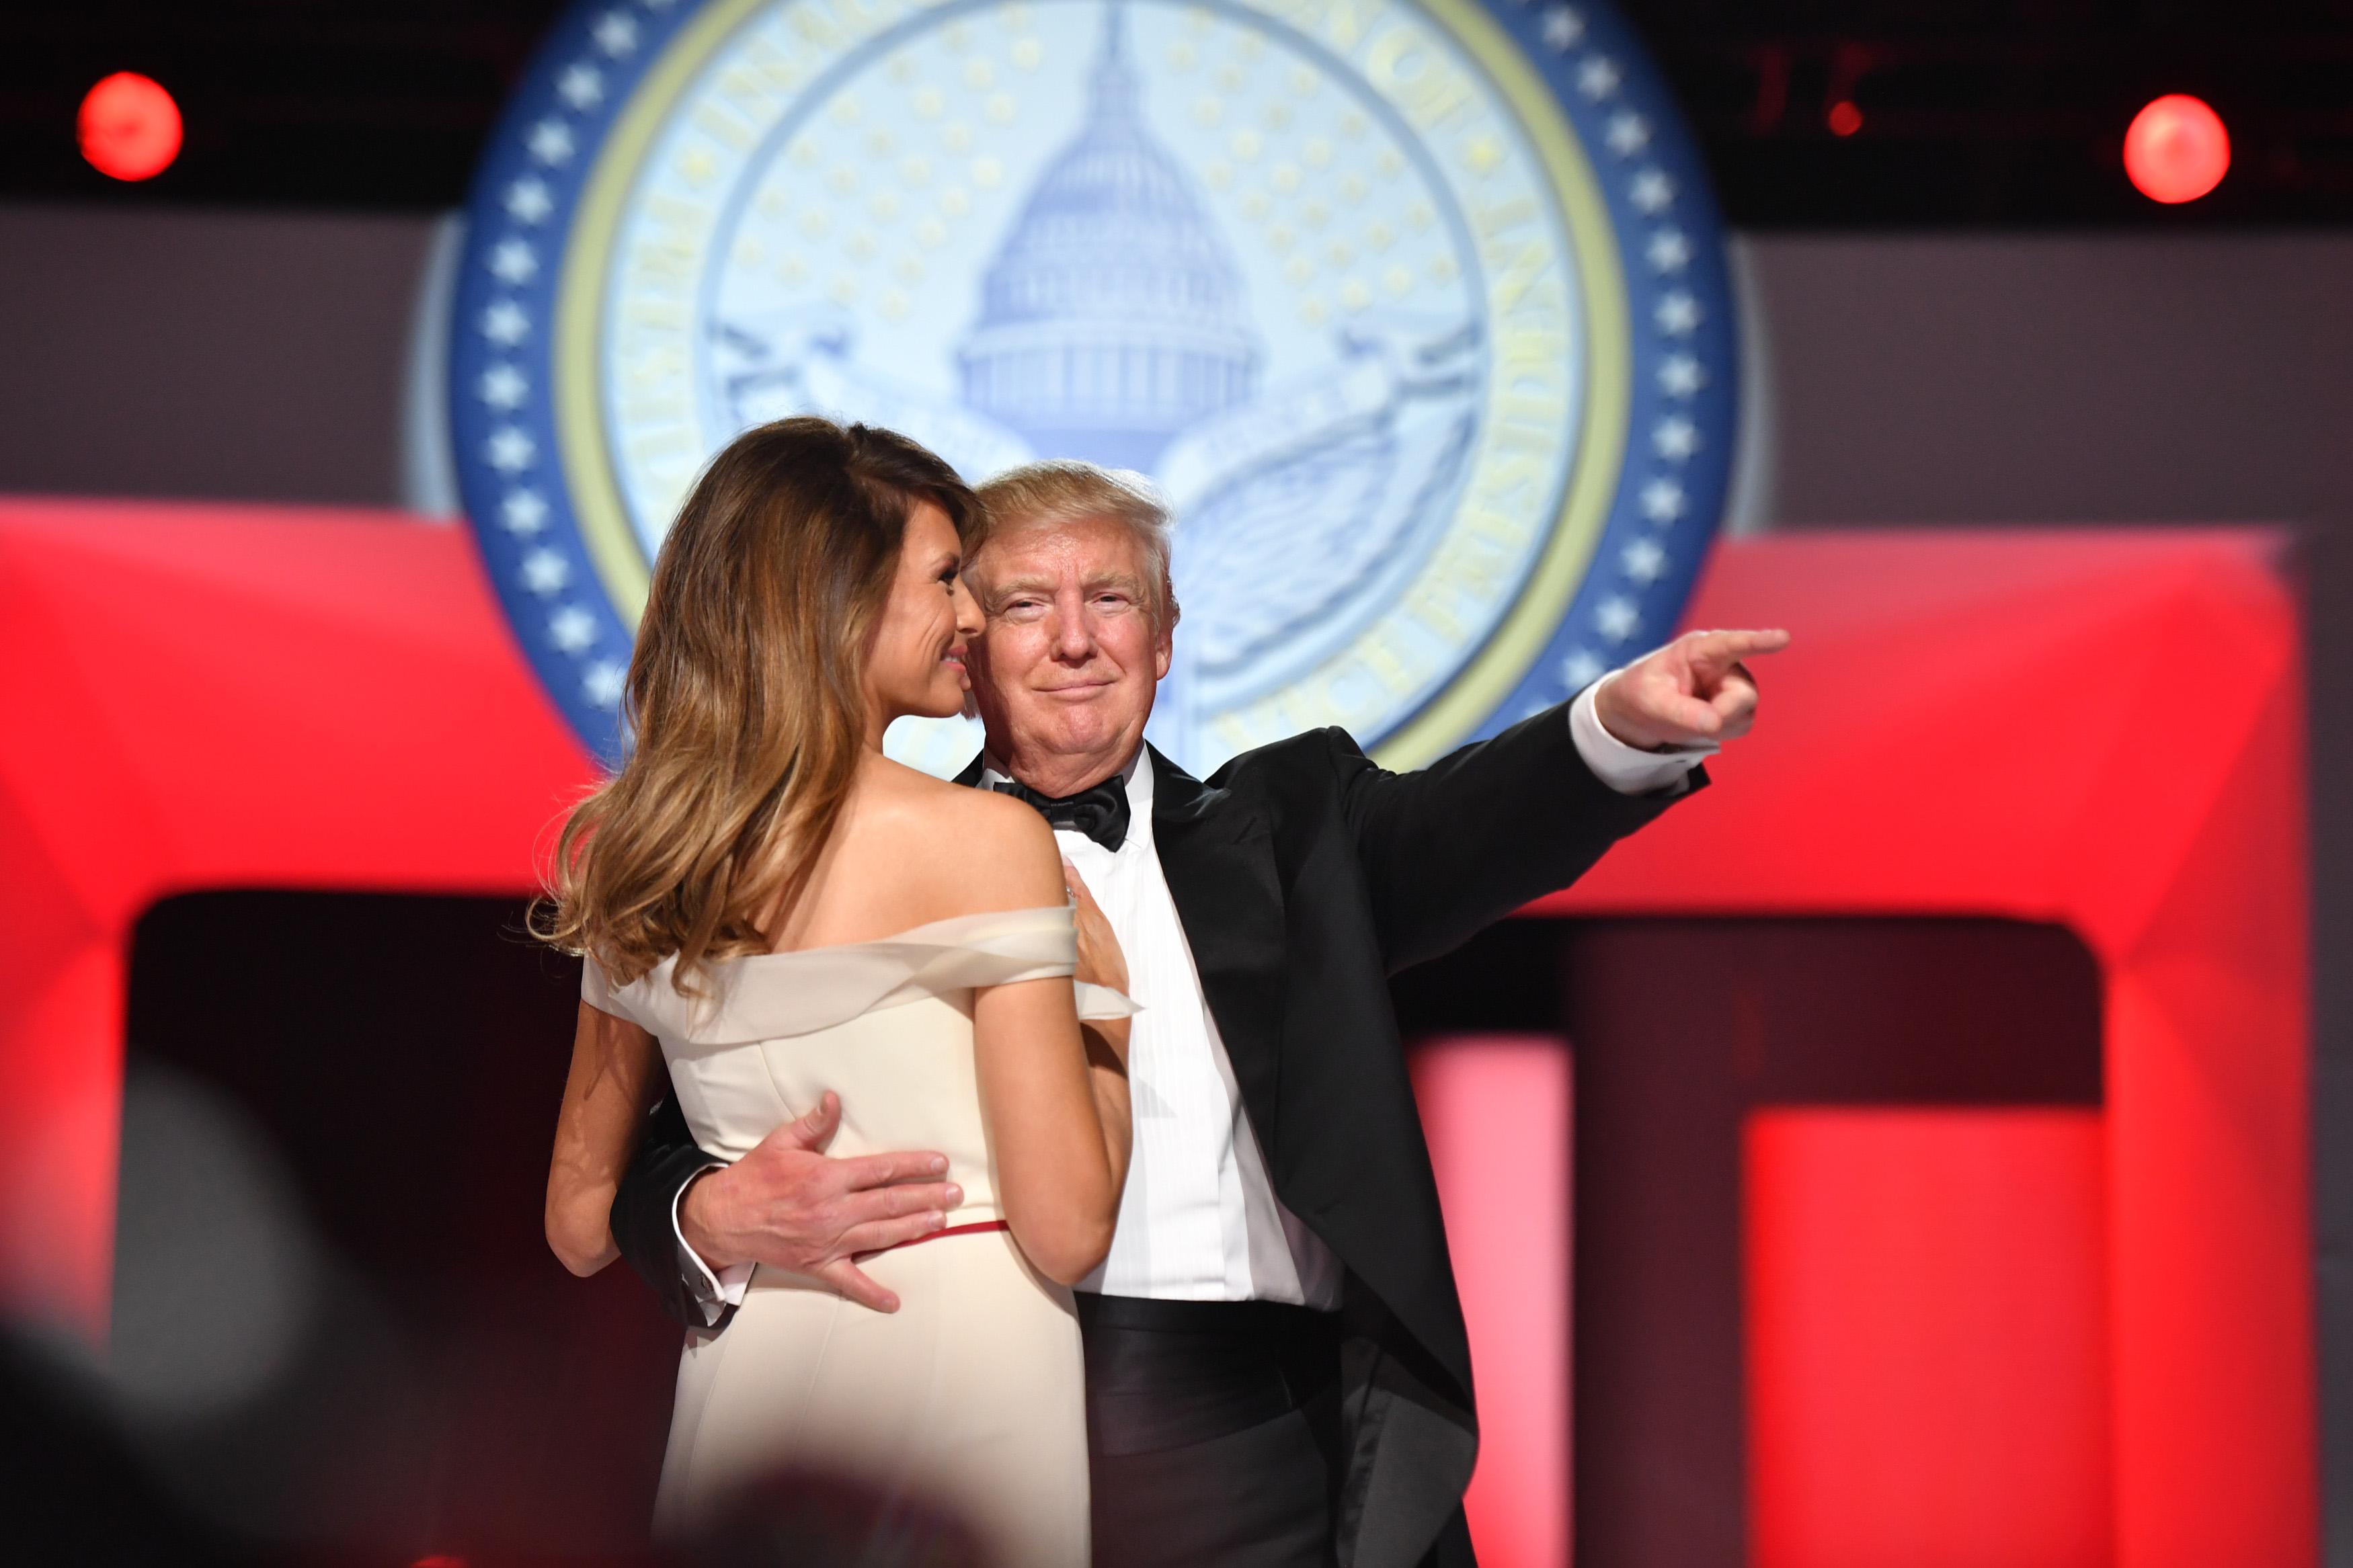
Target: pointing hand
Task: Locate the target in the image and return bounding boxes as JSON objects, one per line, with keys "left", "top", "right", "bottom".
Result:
{"left": 1593, "top": 627, "right": 1791, "bottom": 752}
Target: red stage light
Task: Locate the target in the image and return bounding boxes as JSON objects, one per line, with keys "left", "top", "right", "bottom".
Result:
{"left": 2123, "top": 94, "right": 2228, "bottom": 204}
{"left": 78, "top": 72, "right": 182, "bottom": 182}
{"left": 1827, "top": 101, "right": 1862, "bottom": 137}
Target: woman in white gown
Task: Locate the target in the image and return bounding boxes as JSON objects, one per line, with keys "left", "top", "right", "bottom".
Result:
{"left": 536, "top": 417, "right": 1133, "bottom": 1566}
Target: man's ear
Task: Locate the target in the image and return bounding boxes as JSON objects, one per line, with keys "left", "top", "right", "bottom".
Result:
{"left": 1153, "top": 620, "right": 1174, "bottom": 682}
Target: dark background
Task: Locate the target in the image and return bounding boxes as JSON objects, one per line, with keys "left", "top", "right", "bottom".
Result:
{"left": 9, "top": 0, "right": 2353, "bottom": 223}
{"left": 120, "top": 892, "right": 674, "bottom": 1563}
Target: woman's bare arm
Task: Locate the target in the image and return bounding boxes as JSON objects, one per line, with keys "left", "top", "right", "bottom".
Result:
{"left": 974, "top": 977, "right": 1126, "bottom": 1284}
{"left": 547, "top": 998, "right": 665, "bottom": 1277}
{"left": 967, "top": 800, "right": 1132, "bottom": 1285}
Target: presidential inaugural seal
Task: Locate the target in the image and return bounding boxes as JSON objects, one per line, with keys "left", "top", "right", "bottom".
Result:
{"left": 451, "top": 0, "right": 1737, "bottom": 774}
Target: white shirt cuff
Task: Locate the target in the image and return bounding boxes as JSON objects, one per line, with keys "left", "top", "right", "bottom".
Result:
{"left": 672, "top": 1163, "right": 755, "bottom": 1325}
{"left": 1569, "top": 671, "right": 1718, "bottom": 796}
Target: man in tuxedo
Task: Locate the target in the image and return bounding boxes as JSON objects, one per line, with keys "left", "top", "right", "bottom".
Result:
{"left": 611, "top": 460, "right": 1784, "bottom": 1567}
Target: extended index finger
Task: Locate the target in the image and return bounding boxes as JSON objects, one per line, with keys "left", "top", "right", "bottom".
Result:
{"left": 1686, "top": 627, "right": 1790, "bottom": 670}
{"left": 834, "top": 1149, "right": 953, "bottom": 1192}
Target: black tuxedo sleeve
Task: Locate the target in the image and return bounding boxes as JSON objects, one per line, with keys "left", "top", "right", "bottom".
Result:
{"left": 611, "top": 1086, "right": 731, "bottom": 1332}
{"left": 1328, "top": 692, "right": 1706, "bottom": 973}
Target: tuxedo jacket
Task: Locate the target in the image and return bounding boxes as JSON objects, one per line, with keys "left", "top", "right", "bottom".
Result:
{"left": 609, "top": 698, "right": 1703, "bottom": 1568}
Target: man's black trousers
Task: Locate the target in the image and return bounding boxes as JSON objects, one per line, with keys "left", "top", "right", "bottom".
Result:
{"left": 1078, "top": 1294, "right": 1345, "bottom": 1568}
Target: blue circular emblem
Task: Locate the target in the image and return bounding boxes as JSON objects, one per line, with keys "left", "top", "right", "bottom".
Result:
{"left": 452, "top": 0, "right": 1737, "bottom": 774}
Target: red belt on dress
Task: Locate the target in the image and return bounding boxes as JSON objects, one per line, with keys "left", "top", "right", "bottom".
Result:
{"left": 857, "top": 1219, "right": 1009, "bottom": 1260}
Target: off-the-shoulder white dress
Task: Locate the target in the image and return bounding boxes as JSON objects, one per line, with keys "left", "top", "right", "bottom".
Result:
{"left": 583, "top": 905, "right": 1133, "bottom": 1565}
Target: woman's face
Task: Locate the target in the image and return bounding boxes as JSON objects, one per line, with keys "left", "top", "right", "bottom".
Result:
{"left": 863, "top": 500, "right": 984, "bottom": 730}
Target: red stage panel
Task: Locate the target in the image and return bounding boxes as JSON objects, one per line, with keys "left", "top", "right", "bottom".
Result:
{"left": 0, "top": 502, "right": 2311, "bottom": 1563}
{"left": 1745, "top": 1110, "right": 2110, "bottom": 1567}
{"left": 1544, "top": 529, "right": 2309, "bottom": 1568}
{"left": 0, "top": 501, "right": 593, "bottom": 1337}
{"left": 1415, "top": 1037, "right": 1572, "bottom": 1568}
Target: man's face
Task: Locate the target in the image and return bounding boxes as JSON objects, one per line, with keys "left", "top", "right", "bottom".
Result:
{"left": 964, "top": 515, "right": 1172, "bottom": 789}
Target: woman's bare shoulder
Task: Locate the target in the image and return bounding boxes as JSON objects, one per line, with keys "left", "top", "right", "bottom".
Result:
{"left": 942, "top": 785, "right": 1064, "bottom": 889}
{"left": 858, "top": 764, "right": 1062, "bottom": 907}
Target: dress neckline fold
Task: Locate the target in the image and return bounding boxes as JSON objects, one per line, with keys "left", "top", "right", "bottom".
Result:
{"left": 737, "top": 904, "right": 1075, "bottom": 965}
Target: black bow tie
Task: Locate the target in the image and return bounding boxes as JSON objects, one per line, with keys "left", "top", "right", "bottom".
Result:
{"left": 990, "top": 776, "right": 1131, "bottom": 852}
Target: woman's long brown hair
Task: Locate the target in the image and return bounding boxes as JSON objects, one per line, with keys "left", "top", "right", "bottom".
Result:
{"left": 537, "top": 417, "right": 975, "bottom": 991}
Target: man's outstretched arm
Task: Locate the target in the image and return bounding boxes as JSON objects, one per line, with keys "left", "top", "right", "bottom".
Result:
{"left": 610, "top": 1085, "right": 962, "bottom": 1330}
{"left": 1338, "top": 627, "right": 1788, "bottom": 972}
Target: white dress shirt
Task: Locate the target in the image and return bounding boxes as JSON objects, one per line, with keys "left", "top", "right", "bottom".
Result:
{"left": 674, "top": 673, "right": 1710, "bottom": 1320}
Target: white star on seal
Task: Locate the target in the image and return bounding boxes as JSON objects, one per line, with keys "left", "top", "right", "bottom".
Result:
{"left": 528, "top": 119, "right": 576, "bottom": 165}
{"left": 479, "top": 364, "right": 528, "bottom": 409}
{"left": 557, "top": 64, "right": 605, "bottom": 110}
{"left": 1646, "top": 229, "right": 1691, "bottom": 273}
{"left": 489, "top": 238, "right": 539, "bottom": 284}
{"left": 486, "top": 426, "right": 535, "bottom": 473}
{"left": 1576, "top": 57, "right": 1620, "bottom": 100}
{"left": 1657, "top": 354, "right": 1705, "bottom": 397}
{"left": 1540, "top": 7, "right": 1585, "bottom": 51}
{"left": 1605, "top": 112, "right": 1650, "bottom": 156}
{"left": 1621, "top": 537, "right": 1668, "bottom": 585}
{"left": 1629, "top": 168, "right": 1676, "bottom": 214}
{"left": 502, "top": 489, "right": 550, "bottom": 534}
{"left": 1653, "top": 416, "right": 1700, "bottom": 460}
{"left": 1640, "top": 477, "right": 1687, "bottom": 522}
{"left": 1654, "top": 290, "right": 1701, "bottom": 335}
{"left": 583, "top": 661, "right": 628, "bottom": 708}
{"left": 1595, "top": 597, "right": 1641, "bottom": 643}
{"left": 520, "top": 548, "right": 571, "bottom": 595}
{"left": 1559, "top": 649, "right": 1606, "bottom": 691}
{"left": 549, "top": 606, "right": 598, "bottom": 653}
{"left": 505, "top": 179, "right": 554, "bottom": 224}
{"left": 481, "top": 300, "right": 529, "bottom": 345}
{"left": 593, "top": 11, "right": 639, "bottom": 56}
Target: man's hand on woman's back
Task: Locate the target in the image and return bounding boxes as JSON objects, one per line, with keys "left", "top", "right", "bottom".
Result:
{"left": 678, "top": 1091, "right": 960, "bottom": 1314}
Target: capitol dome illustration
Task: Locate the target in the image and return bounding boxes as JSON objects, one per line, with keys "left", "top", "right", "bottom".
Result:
{"left": 958, "top": 5, "right": 1260, "bottom": 472}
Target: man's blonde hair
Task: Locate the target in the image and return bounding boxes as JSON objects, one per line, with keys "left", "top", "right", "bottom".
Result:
{"left": 970, "top": 459, "right": 1181, "bottom": 627}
